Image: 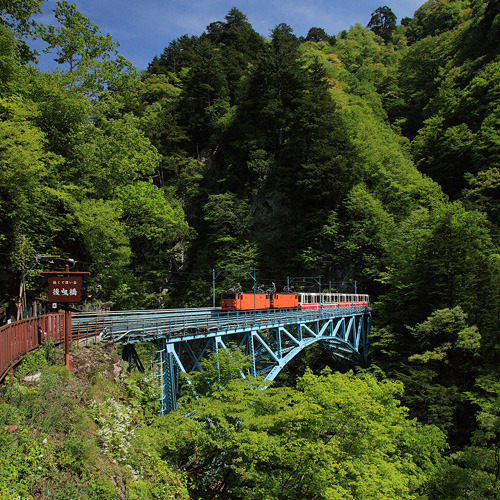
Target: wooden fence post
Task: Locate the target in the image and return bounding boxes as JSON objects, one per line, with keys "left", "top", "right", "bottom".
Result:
{"left": 64, "top": 307, "right": 72, "bottom": 370}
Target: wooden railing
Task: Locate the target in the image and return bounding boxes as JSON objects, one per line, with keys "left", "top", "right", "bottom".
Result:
{"left": 0, "top": 314, "right": 105, "bottom": 382}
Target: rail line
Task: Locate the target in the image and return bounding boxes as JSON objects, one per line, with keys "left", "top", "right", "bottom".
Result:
{"left": 71, "top": 305, "right": 369, "bottom": 345}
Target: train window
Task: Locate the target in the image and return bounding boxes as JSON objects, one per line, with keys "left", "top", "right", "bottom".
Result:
{"left": 222, "top": 293, "right": 236, "bottom": 299}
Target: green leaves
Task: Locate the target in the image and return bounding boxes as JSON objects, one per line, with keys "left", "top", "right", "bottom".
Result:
{"left": 379, "top": 201, "right": 493, "bottom": 329}
{"left": 162, "top": 367, "right": 445, "bottom": 499}
{"left": 40, "top": 0, "right": 119, "bottom": 94}
{"left": 201, "top": 192, "right": 259, "bottom": 269}
{"left": 0, "top": 0, "right": 43, "bottom": 63}
{"left": 367, "top": 6, "right": 397, "bottom": 43}
{"left": 118, "top": 182, "right": 187, "bottom": 242}
{"left": 409, "top": 307, "right": 481, "bottom": 364}
{"left": 73, "top": 198, "right": 131, "bottom": 267}
{"left": 0, "top": 95, "right": 60, "bottom": 249}
{"left": 74, "top": 115, "right": 159, "bottom": 198}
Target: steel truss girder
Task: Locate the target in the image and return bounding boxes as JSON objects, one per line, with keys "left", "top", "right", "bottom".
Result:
{"left": 153, "top": 311, "right": 371, "bottom": 414}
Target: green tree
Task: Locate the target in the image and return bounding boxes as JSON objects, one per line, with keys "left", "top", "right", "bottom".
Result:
{"left": 463, "top": 167, "right": 500, "bottom": 227}
{"left": 179, "top": 36, "right": 229, "bottom": 153}
{"left": 117, "top": 181, "right": 188, "bottom": 242}
{"left": 72, "top": 198, "right": 131, "bottom": 267}
{"left": 428, "top": 376, "right": 500, "bottom": 499}
{"left": 398, "top": 307, "right": 481, "bottom": 432}
{"left": 27, "top": 70, "right": 91, "bottom": 157}
{"left": 283, "top": 58, "right": 357, "bottom": 207}
{"left": 0, "top": 24, "right": 23, "bottom": 93}
{"left": 206, "top": 8, "right": 266, "bottom": 102}
{"left": 374, "top": 199, "right": 499, "bottom": 443}
{"left": 73, "top": 114, "right": 159, "bottom": 198}
{"left": 473, "top": 103, "right": 500, "bottom": 174}
{"left": 0, "top": 95, "right": 56, "bottom": 250}
{"left": 378, "top": 201, "right": 493, "bottom": 330}
{"left": 148, "top": 34, "right": 199, "bottom": 75}
{"left": 0, "top": 0, "right": 44, "bottom": 62}
{"left": 237, "top": 23, "right": 305, "bottom": 159}
{"left": 367, "top": 5, "right": 397, "bottom": 43}
{"left": 201, "top": 192, "right": 259, "bottom": 270}
{"left": 405, "top": 0, "right": 471, "bottom": 45}
{"left": 157, "top": 365, "right": 446, "bottom": 499}
{"left": 397, "top": 31, "right": 454, "bottom": 137}
{"left": 40, "top": 1, "right": 119, "bottom": 93}
{"left": 183, "top": 344, "right": 253, "bottom": 398}
{"left": 305, "top": 27, "right": 334, "bottom": 44}
{"left": 412, "top": 118, "right": 474, "bottom": 196}
{"left": 137, "top": 73, "right": 186, "bottom": 159}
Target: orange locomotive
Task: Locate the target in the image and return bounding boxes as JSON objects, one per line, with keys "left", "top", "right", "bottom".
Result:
{"left": 221, "top": 292, "right": 299, "bottom": 311}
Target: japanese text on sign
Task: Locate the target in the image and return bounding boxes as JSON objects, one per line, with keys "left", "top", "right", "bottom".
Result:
{"left": 48, "top": 276, "right": 82, "bottom": 303}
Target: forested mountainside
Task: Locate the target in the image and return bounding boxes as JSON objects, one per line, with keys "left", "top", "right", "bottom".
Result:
{"left": 1, "top": 0, "right": 500, "bottom": 497}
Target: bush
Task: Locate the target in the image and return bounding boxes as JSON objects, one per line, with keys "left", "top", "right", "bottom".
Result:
{"left": 15, "top": 348, "right": 47, "bottom": 378}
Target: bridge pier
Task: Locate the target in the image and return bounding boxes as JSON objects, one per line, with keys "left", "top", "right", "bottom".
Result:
{"left": 154, "top": 340, "right": 180, "bottom": 414}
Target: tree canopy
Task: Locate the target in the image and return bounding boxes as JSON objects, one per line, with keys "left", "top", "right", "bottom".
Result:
{"left": 0, "top": 1, "right": 499, "bottom": 497}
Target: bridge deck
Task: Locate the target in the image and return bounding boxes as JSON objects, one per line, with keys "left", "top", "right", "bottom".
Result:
{"left": 73, "top": 305, "right": 369, "bottom": 344}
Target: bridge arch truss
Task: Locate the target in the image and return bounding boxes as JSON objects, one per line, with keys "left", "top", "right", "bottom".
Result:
{"left": 151, "top": 308, "right": 371, "bottom": 414}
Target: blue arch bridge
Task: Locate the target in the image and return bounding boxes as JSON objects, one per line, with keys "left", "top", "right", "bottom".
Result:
{"left": 73, "top": 304, "right": 371, "bottom": 414}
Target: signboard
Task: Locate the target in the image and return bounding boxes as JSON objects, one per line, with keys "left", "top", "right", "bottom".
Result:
{"left": 47, "top": 276, "right": 82, "bottom": 303}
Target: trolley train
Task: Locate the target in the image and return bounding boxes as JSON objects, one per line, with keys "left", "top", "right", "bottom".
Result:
{"left": 221, "top": 291, "right": 369, "bottom": 311}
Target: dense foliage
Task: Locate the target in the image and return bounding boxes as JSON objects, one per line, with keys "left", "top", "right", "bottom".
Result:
{"left": 1, "top": 0, "right": 500, "bottom": 497}
{"left": 1, "top": 343, "right": 446, "bottom": 499}
{"left": 0, "top": 343, "right": 190, "bottom": 499}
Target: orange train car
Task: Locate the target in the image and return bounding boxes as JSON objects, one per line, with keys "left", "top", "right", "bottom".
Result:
{"left": 271, "top": 293, "right": 299, "bottom": 309}
{"left": 221, "top": 292, "right": 271, "bottom": 310}
{"left": 221, "top": 292, "right": 299, "bottom": 311}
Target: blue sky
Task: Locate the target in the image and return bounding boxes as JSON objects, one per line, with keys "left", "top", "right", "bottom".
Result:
{"left": 33, "top": 0, "right": 425, "bottom": 72}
